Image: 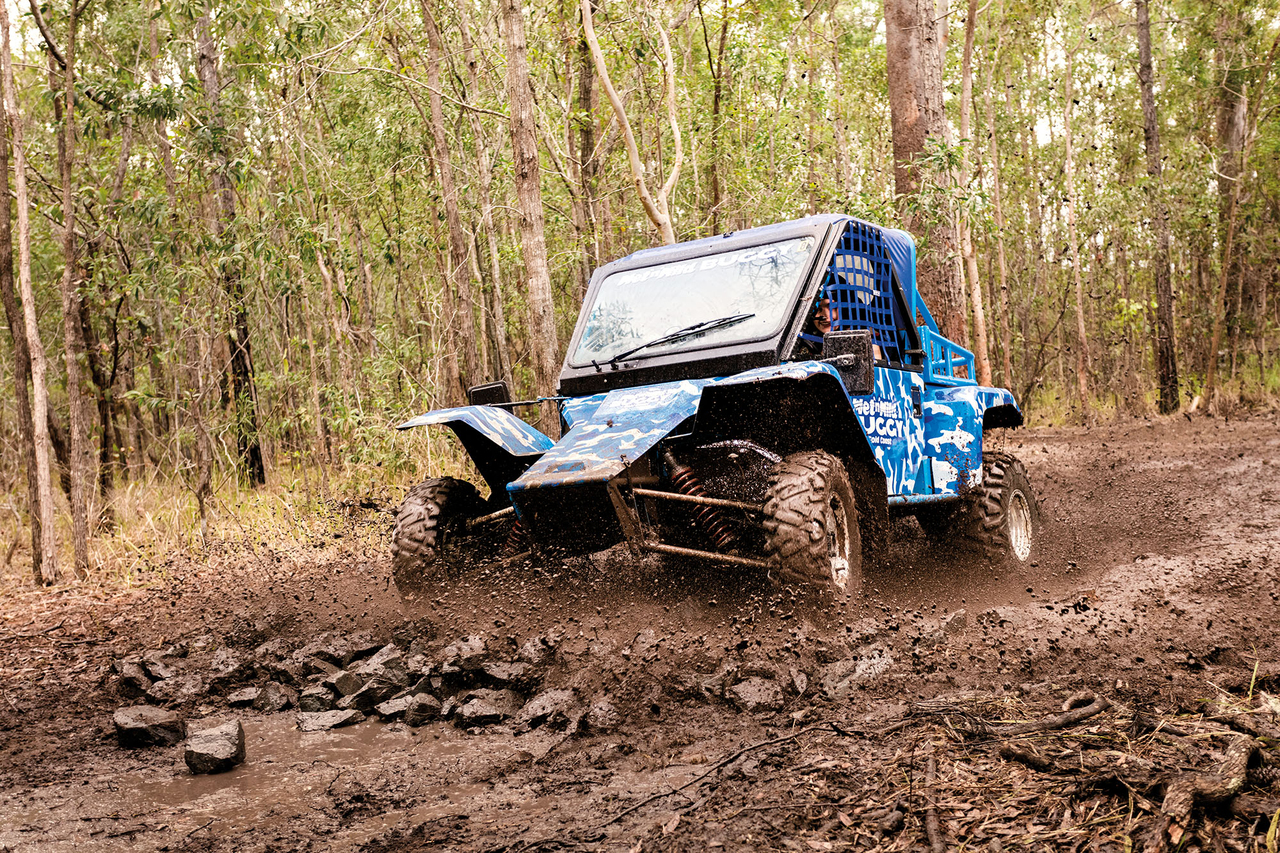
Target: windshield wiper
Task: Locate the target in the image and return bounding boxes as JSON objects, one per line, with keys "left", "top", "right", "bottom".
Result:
{"left": 607, "top": 313, "right": 756, "bottom": 365}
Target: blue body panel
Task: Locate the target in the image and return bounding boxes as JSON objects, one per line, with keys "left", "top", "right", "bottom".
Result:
{"left": 509, "top": 380, "right": 711, "bottom": 493}
{"left": 399, "top": 365, "right": 1016, "bottom": 507}
{"left": 396, "top": 406, "right": 554, "bottom": 455}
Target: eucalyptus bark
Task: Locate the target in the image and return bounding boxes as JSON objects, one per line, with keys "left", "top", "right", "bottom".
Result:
{"left": 983, "top": 42, "right": 1013, "bottom": 388}
{"left": 1135, "top": 0, "right": 1179, "bottom": 414}
{"left": 54, "top": 7, "right": 91, "bottom": 577}
{"left": 959, "top": 0, "right": 991, "bottom": 384}
{"left": 0, "top": 0, "right": 57, "bottom": 583}
{"left": 502, "top": 0, "right": 560, "bottom": 397}
{"left": 884, "top": 0, "right": 964, "bottom": 343}
{"left": 1062, "top": 51, "right": 1092, "bottom": 424}
{"left": 196, "top": 14, "right": 265, "bottom": 484}
{"left": 0, "top": 84, "right": 42, "bottom": 580}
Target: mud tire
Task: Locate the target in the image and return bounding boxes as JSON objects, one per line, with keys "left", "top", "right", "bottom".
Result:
{"left": 763, "top": 451, "right": 862, "bottom": 596}
{"left": 916, "top": 452, "right": 1039, "bottom": 564}
{"left": 391, "top": 478, "right": 488, "bottom": 597}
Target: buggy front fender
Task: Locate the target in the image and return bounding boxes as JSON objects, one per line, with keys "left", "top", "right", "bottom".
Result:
{"left": 397, "top": 406, "right": 553, "bottom": 500}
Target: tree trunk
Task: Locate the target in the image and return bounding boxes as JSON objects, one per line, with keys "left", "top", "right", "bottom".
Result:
{"left": 959, "top": 0, "right": 991, "bottom": 384}
{"left": 0, "top": 1, "right": 57, "bottom": 583}
{"left": 1062, "top": 51, "right": 1092, "bottom": 424}
{"left": 51, "top": 17, "right": 90, "bottom": 577}
{"left": 421, "top": 0, "right": 478, "bottom": 400}
{"left": 1135, "top": 0, "right": 1179, "bottom": 414}
{"left": 0, "top": 75, "right": 42, "bottom": 581}
{"left": 983, "top": 38, "right": 1013, "bottom": 389}
{"left": 884, "top": 0, "right": 964, "bottom": 343}
{"left": 581, "top": 0, "right": 683, "bottom": 245}
{"left": 458, "top": 6, "right": 512, "bottom": 386}
{"left": 196, "top": 14, "right": 265, "bottom": 485}
{"left": 503, "top": 0, "right": 560, "bottom": 399}
{"left": 704, "top": 3, "right": 730, "bottom": 233}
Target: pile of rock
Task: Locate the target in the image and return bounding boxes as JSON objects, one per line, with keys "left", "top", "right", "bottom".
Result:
{"left": 112, "top": 705, "right": 245, "bottom": 775}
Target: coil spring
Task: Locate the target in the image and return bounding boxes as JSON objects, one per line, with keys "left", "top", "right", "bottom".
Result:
{"left": 664, "top": 450, "right": 737, "bottom": 550}
{"left": 505, "top": 517, "right": 527, "bottom": 554}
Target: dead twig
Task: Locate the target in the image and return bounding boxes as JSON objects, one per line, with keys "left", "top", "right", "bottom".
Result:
{"left": 0, "top": 619, "right": 66, "bottom": 641}
{"left": 924, "top": 756, "right": 947, "bottom": 853}
{"left": 597, "top": 719, "right": 841, "bottom": 829}
{"left": 991, "top": 694, "right": 1111, "bottom": 736}
{"left": 1146, "top": 734, "right": 1257, "bottom": 851}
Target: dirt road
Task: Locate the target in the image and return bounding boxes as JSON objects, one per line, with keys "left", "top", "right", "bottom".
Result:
{"left": 1, "top": 413, "right": 1277, "bottom": 852}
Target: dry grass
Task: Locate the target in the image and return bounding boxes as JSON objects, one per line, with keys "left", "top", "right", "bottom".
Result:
{"left": 0, "top": 422, "right": 477, "bottom": 594}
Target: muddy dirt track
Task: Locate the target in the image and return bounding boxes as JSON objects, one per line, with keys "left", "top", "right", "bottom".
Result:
{"left": 1, "top": 413, "right": 1278, "bottom": 852}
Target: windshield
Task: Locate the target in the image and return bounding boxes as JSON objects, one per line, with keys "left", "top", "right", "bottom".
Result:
{"left": 571, "top": 236, "right": 817, "bottom": 365}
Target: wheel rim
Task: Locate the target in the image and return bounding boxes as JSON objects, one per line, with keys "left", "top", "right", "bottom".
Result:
{"left": 1007, "top": 489, "right": 1033, "bottom": 561}
{"left": 825, "top": 494, "right": 852, "bottom": 591}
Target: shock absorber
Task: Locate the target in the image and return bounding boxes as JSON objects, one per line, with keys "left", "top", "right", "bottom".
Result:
{"left": 504, "top": 517, "right": 528, "bottom": 554}
{"left": 661, "top": 448, "right": 737, "bottom": 551}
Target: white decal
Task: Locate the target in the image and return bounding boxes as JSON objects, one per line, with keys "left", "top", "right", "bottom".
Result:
{"left": 921, "top": 401, "right": 953, "bottom": 416}
{"left": 932, "top": 459, "right": 959, "bottom": 490}
{"left": 927, "top": 427, "right": 975, "bottom": 453}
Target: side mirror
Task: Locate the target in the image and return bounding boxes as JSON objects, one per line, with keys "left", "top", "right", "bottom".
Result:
{"left": 467, "top": 380, "right": 512, "bottom": 407}
{"left": 821, "top": 329, "right": 874, "bottom": 396}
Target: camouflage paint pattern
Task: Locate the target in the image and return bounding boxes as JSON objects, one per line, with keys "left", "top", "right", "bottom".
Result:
{"left": 395, "top": 405, "right": 554, "bottom": 455}
{"left": 508, "top": 380, "right": 712, "bottom": 494}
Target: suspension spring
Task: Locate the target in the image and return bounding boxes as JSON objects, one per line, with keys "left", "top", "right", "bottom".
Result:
{"left": 505, "top": 517, "right": 528, "bottom": 554}
{"left": 662, "top": 449, "right": 737, "bottom": 551}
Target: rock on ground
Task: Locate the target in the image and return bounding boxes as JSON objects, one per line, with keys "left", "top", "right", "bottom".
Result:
{"left": 297, "top": 710, "right": 365, "bottom": 732}
{"left": 184, "top": 720, "right": 246, "bottom": 774}
{"left": 403, "top": 694, "right": 444, "bottom": 727}
{"left": 514, "top": 689, "right": 578, "bottom": 731}
{"left": 728, "top": 677, "right": 785, "bottom": 713}
{"left": 114, "top": 706, "right": 186, "bottom": 748}
{"left": 253, "top": 682, "right": 297, "bottom": 712}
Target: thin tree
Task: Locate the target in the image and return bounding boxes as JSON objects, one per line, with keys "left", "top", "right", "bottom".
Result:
{"left": 0, "top": 77, "right": 43, "bottom": 581}
{"left": 52, "top": 0, "right": 91, "bottom": 577}
{"left": 959, "top": 0, "right": 992, "bottom": 384}
{"left": 0, "top": 0, "right": 57, "bottom": 583}
{"left": 195, "top": 13, "right": 265, "bottom": 484}
{"left": 502, "top": 0, "right": 560, "bottom": 398}
{"left": 983, "top": 28, "right": 1014, "bottom": 388}
{"left": 581, "top": 0, "right": 684, "bottom": 245}
{"left": 1134, "top": 0, "right": 1179, "bottom": 414}
{"left": 1062, "top": 49, "right": 1092, "bottom": 425}
{"left": 421, "top": 0, "right": 479, "bottom": 402}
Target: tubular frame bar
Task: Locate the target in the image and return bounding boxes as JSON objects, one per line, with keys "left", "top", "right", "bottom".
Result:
{"left": 638, "top": 540, "right": 774, "bottom": 570}
{"left": 629, "top": 487, "right": 765, "bottom": 514}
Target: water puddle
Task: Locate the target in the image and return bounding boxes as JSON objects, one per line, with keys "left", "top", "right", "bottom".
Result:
{"left": 104, "top": 714, "right": 492, "bottom": 845}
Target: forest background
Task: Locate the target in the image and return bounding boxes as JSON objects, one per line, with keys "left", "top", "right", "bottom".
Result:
{"left": 0, "top": 0, "right": 1276, "bottom": 586}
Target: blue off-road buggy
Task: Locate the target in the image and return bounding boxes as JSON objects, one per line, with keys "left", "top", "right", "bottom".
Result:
{"left": 392, "top": 215, "right": 1037, "bottom": 597}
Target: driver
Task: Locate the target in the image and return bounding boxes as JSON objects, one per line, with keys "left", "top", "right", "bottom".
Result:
{"left": 793, "top": 293, "right": 838, "bottom": 359}
{"left": 793, "top": 290, "right": 883, "bottom": 361}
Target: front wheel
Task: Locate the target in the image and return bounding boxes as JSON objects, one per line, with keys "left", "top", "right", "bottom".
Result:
{"left": 762, "top": 451, "right": 862, "bottom": 596}
{"left": 391, "top": 478, "right": 491, "bottom": 598}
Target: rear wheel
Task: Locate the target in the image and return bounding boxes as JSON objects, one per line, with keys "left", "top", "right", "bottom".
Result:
{"left": 969, "top": 452, "right": 1038, "bottom": 563}
{"left": 762, "top": 451, "right": 862, "bottom": 596}
{"left": 391, "top": 478, "right": 490, "bottom": 598}
{"left": 916, "top": 452, "right": 1039, "bottom": 564}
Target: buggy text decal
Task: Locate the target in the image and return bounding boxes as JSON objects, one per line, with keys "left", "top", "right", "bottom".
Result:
{"left": 852, "top": 397, "right": 908, "bottom": 446}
